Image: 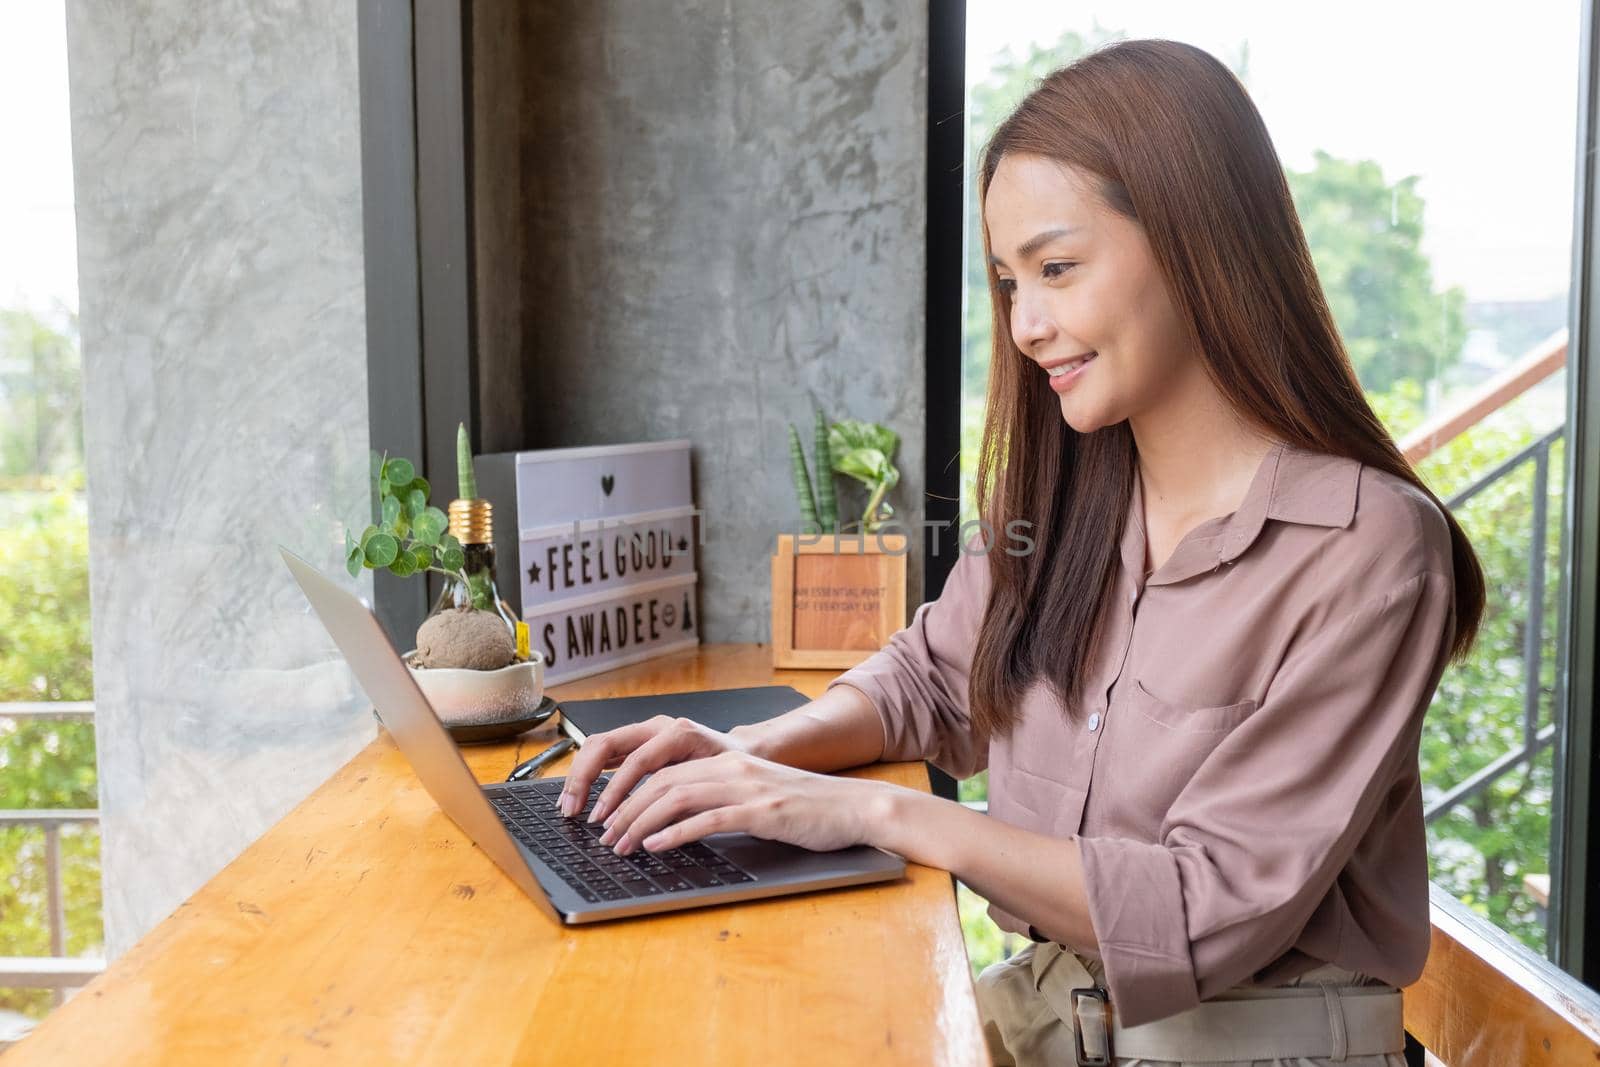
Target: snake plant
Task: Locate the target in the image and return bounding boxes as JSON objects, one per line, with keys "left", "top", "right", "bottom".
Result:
{"left": 787, "top": 411, "right": 900, "bottom": 536}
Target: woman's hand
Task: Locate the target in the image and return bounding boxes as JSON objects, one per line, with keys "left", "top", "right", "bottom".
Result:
{"left": 559, "top": 715, "right": 752, "bottom": 821}
{"left": 594, "top": 750, "right": 889, "bottom": 856}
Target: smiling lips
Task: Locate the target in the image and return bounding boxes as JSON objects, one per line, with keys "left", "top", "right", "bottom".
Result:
{"left": 1045, "top": 352, "right": 1097, "bottom": 377}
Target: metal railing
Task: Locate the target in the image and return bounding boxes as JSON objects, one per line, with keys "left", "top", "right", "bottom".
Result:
{"left": 1422, "top": 424, "right": 1564, "bottom": 825}
{"left": 0, "top": 702, "right": 106, "bottom": 1013}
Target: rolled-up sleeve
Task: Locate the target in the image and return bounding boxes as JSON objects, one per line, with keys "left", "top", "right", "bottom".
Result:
{"left": 822, "top": 537, "right": 992, "bottom": 779}
{"left": 1075, "top": 569, "right": 1455, "bottom": 1027}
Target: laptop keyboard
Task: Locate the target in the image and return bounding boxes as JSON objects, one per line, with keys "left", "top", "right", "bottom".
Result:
{"left": 490, "top": 779, "right": 757, "bottom": 904}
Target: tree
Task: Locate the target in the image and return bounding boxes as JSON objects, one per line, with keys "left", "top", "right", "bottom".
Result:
{"left": 1286, "top": 156, "right": 1468, "bottom": 395}
{"left": 0, "top": 484, "right": 100, "bottom": 1020}
{"left": 0, "top": 305, "right": 97, "bottom": 1021}
{"left": 0, "top": 306, "right": 83, "bottom": 482}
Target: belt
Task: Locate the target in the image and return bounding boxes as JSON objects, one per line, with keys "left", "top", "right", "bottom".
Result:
{"left": 1030, "top": 941, "right": 1406, "bottom": 1064}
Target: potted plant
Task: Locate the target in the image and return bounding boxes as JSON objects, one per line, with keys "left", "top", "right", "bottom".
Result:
{"left": 770, "top": 410, "right": 908, "bottom": 669}
{"left": 788, "top": 412, "right": 901, "bottom": 535}
{"left": 345, "top": 425, "right": 545, "bottom": 729}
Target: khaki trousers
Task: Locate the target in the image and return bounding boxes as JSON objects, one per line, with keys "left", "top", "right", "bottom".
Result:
{"left": 975, "top": 941, "right": 1408, "bottom": 1067}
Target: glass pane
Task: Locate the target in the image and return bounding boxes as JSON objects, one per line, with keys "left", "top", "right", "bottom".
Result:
{"left": 0, "top": 0, "right": 101, "bottom": 1032}
{"left": 959, "top": 3, "right": 1582, "bottom": 973}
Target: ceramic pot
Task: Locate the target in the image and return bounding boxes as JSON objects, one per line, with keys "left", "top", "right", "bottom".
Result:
{"left": 402, "top": 650, "right": 545, "bottom": 727}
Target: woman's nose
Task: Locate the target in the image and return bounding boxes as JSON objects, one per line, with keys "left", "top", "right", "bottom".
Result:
{"left": 1010, "top": 295, "right": 1055, "bottom": 357}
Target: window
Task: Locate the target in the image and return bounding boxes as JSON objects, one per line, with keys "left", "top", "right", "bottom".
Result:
{"left": 0, "top": 0, "right": 102, "bottom": 1040}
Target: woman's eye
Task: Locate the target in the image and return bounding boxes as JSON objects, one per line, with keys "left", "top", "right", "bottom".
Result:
{"left": 996, "top": 278, "right": 1016, "bottom": 295}
{"left": 1042, "top": 262, "right": 1076, "bottom": 279}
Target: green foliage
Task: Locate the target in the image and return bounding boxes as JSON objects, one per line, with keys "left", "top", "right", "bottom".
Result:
{"left": 813, "top": 409, "right": 837, "bottom": 534}
{"left": 0, "top": 482, "right": 92, "bottom": 703}
{"left": 786, "top": 424, "right": 820, "bottom": 533}
{"left": 957, "top": 881, "right": 1029, "bottom": 981}
{"left": 828, "top": 419, "right": 900, "bottom": 535}
{"left": 0, "top": 484, "right": 102, "bottom": 1020}
{"left": 1410, "top": 401, "right": 1564, "bottom": 950}
{"left": 345, "top": 452, "right": 475, "bottom": 605}
{"left": 786, "top": 415, "right": 901, "bottom": 535}
{"left": 0, "top": 823, "right": 101, "bottom": 1020}
{"left": 0, "top": 306, "right": 83, "bottom": 481}
{"left": 1286, "top": 154, "right": 1468, "bottom": 394}
{"left": 456, "top": 422, "right": 478, "bottom": 500}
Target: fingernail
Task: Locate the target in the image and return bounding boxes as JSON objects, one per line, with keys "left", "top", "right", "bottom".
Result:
{"left": 599, "top": 826, "right": 615, "bottom": 845}
{"left": 614, "top": 835, "right": 631, "bottom": 854}
{"left": 586, "top": 805, "right": 603, "bottom": 824}
{"left": 642, "top": 833, "right": 663, "bottom": 850}
{"left": 560, "top": 794, "right": 574, "bottom": 817}
{"left": 602, "top": 811, "right": 615, "bottom": 829}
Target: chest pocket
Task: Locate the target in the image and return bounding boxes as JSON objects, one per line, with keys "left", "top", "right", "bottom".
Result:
{"left": 1114, "top": 678, "right": 1258, "bottom": 801}
{"left": 1130, "top": 678, "right": 1257, "bottom": 732}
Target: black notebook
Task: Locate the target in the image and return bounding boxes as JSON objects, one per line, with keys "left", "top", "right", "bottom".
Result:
{"left": 556, "top": 685, "right": 811, "bottom": 744}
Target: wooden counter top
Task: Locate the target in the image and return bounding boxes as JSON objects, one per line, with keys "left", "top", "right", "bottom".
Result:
{"left": 7, "top": 644, "right": 987, "bottom": 1065}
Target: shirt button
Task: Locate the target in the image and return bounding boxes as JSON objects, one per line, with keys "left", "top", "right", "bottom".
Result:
{"left": 1087, "top": 711, "right": 1102, "bottom": 732}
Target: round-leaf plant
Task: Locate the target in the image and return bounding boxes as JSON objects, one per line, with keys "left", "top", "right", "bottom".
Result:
{"left": 344, "top": 451, "right": 474, "bottom": 595}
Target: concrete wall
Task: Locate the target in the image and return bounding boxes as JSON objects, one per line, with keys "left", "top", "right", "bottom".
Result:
{"left": 65, "top": 0, "right": 374, "bottom": 956}
{"left": 473, "top": 1, "right": 931, "bottom": 635}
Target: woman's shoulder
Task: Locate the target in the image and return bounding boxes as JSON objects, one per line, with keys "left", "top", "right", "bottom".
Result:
{"left": 1274, "top": 441, "right": 1452, "bottom": 580}
{"left": 1269, "top": 450, "right": 1457, "bottom": 650}
{"left": 1347, "top": 461, "right": 1454, "bottom": 578}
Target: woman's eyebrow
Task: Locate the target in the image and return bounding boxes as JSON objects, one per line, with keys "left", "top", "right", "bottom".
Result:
{"left": 988, "top": 226, "right": 1082, "bottom": 268}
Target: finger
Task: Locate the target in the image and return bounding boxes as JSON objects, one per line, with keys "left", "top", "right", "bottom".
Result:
{"left": 559, "top": 718, "right": 668, "bottom": 816}
{"left": 598, "top": 754, "right": 702, "bottom": 843}
{"left": 608, "top": 782, "right": 735, "bottom": 854}
{"left": 601, "top": 749, "right": 736, "bottom": 840}
{"left": 589, "top": 726, "right": 701, "bottom": 824}
{"left": 635, "top": 804, "right": 746, "bottom": 854}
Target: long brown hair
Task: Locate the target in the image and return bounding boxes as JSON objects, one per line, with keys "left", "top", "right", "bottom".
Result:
{"left": 967, "top": 38, "right": 1485, "bottom": 739}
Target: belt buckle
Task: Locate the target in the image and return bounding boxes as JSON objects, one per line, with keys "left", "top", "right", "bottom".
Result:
{"left": 1069, "top": 985, "right": 1114, "bottom": 1066}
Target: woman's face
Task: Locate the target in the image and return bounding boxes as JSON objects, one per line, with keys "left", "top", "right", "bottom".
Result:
{"left": 983, "top": 153, "right": 1204, "bottom": 434}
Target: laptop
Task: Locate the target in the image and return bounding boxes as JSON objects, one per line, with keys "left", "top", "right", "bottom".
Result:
{"left": 280, "top": 547, "right": 906, "bottom": 924}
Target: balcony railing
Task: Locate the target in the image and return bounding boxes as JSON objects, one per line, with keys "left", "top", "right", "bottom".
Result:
{"left": 1396, "top": 330, "right": 1568, "bottom": 835}
{"left": 0, "top": 701, "right": 106, "bottom": 1020}
{"left": 1420, "top": 423, "right": 1563, "bottom": 825}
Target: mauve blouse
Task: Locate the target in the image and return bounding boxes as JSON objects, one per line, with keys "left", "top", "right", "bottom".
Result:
{"left": 824, "top": 439, "right": 1458, "bottom": 1027}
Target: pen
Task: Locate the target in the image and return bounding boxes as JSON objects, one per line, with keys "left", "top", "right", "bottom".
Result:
{"left": 505, "top": 736, "right": 577, "bottom": 782}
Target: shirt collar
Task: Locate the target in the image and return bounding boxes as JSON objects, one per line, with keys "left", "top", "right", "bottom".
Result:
{"left": 1120, "top": 439, "right": 1363, "bottom": 587}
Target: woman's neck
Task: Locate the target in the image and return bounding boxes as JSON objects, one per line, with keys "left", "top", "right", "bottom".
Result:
{"left": 1130, "top": 407, "right": 1281, "bottom": 529}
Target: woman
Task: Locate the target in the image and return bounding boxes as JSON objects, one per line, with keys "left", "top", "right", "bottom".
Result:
{"left": 559, "top": 38, "right": 1484, "bottom": 1065}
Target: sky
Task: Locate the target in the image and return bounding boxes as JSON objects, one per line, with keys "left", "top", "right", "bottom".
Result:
{"left": 0, "top": 2, "right": 1584, "bottom": 315}
{"left": 1, "top": 1, "right": 76, "bottom": 317}
{"left": 967, "top": 0, "right": 1584, "bottom": 303}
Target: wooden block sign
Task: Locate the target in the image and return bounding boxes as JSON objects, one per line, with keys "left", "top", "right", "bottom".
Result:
{"left": 476, "top": 440, "right": 701, "bottom": 685}
{"left": 477, "top": 440, "right": 698, "bottom": 616}
{"left": 520, "top": 505, "right": 697, "bottom": 613}
{"left": 770, "top": 533, "right": 908, "bottom": 670}
{"left": 478, "top": 440, "right": 693, "bottom": 533}
{"left": 529, "top": 572, "right": 701, "bottom": 686}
